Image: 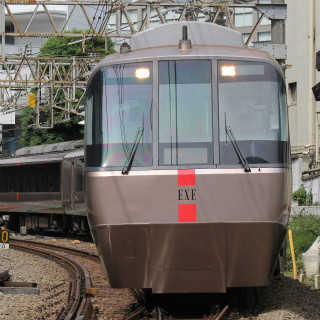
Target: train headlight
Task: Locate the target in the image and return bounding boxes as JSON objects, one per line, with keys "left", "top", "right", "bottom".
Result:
{"left": 135, "top": 68, "right": 150, "bottom": 79}
{"left": 221, "top": 65, "right": 236, "bottom": 77}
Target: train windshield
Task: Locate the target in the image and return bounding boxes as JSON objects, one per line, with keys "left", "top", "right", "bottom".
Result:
{"left": 86, "top": 58, "right": 289, "bottom": 169}
{"left": 158, "top": 60, "right": 213, "bottom": 165}
{"left": 218, "top": 60, "right": 289, "bottom": 165}
{"left": 86, "top": 63, "right": 153, "bottom": 168}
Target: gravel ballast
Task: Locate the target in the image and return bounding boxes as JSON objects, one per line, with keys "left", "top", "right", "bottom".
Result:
{"left": 0, "top": 246, "right": 70, "bottom": 320}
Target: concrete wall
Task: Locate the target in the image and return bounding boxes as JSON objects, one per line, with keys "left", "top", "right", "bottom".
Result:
{"left": 286, "top": 0, "right": 318, "bottom": 156}
{"left": 286, "top": 0, "right": 320, "bottom": 203}
{"left": 291, "top": 206, "right": 320, "bottom": 216}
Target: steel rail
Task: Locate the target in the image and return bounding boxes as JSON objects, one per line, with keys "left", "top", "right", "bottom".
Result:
{"left": 10, "top": 238, "right": 99, "bottom": 260}
{"left": 123, "top": 306, "right": 146, "bottom": 320}
{"left": 214, "top": 304, "right": 230, "bottom": 320}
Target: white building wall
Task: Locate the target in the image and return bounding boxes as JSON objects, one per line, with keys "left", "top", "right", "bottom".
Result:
{"left": 285, "top": 0, "right": 320, "bottom": 203}
{"left": 292, "top": 158, "right": 302, "bottom": 192}
{"left": 4, "top": 9, "right": 67, "bottom": 55}
{"left": 286, "top": 0, "right": 316, "bottom": 156}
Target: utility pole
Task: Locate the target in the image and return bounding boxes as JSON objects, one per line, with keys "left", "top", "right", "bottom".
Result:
{"left": 271, "top": 0, "right": 286, "bottom": 274}
{"left": 271, "top": 0, "right": 286, "bottom": 67}
{"left": 0, "top": 0, "right": 5, "bottom": 62}
{"left": 0, "top": 0, "right": 4, "bottom": 151}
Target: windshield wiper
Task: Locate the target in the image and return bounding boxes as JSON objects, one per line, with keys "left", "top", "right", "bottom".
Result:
{"left": 225, "top": 125, "right": 251, "bottom": 173}
{"left": 121, "top": 127, "right": 144, "bottom": 175}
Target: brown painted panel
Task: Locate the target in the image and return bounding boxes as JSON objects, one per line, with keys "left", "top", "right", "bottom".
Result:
{"left": 225, "top": 222, "right": 287, "bottom": 287}
{"left": 95, "top": 225, "right": 150, "bottom": 289}
{"left": 150, "top": 224, "right": 226, "bottom": 293}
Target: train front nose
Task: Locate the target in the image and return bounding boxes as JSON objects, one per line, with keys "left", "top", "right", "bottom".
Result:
{"left": 91, "top": 223, "right": 227, "bottom": 293}
{"left": 91, "top": 220, "right": 286, "bottom": 293}
{"left": 86, "top": 169, "right": 288, "bottom": 293}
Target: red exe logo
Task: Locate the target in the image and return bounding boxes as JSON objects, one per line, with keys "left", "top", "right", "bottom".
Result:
{"left": 178, "top": 169, "right": 196, "bottom": 222}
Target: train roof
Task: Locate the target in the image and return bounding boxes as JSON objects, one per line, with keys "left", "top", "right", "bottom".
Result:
{"left": 89, "top": 22, "right": 283, "bottom": 83}
{"left": 130, "top": 21, "right": 244, "bottom": 50}
{"left": 15, "top": 140, "right": 83, "bottom": 156}
{"left": 63, "top": 149, "right": 84, "bottom": 159}
{"left": 0, "top": 140, "right": 84, "bottom": 166}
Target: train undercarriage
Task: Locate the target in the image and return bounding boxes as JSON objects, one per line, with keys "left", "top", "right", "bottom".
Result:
{"left": 1, "top": 212, "right": 89, "bottom": 237}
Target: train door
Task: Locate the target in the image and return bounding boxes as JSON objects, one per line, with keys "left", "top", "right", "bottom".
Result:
{"left": 61, "top": 158, "right": 73, "bottom": 214}
{"left": 72, "top": 157, "right": 87, "bottom": 233}
{"left": 73, "top": 158, "right": 85, "bottom": 215}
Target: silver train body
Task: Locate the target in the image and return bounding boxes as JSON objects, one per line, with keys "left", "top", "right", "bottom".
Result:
{"left": 0, "top": 141, "right": 87, "bottom": 233}
{"left": 85, "top": 22, "right": 292, "bottom": 293}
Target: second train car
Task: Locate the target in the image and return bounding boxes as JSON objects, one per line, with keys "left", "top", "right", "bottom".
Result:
{"left": 85, "top": 21, "right": 292, "bottom": 293}
{"left": 0, "top": 140, "right": 87, "bottom": 234}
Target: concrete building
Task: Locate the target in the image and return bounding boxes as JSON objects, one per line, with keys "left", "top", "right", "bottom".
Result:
{"left": 285, "top": 0, "right": 320, "bottom": 201}
{"left": 2, "top": 5, "right": 67, "bottom": 55}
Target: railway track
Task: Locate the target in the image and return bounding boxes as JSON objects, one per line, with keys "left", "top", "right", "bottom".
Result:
{"left": 7, "top": 238, "right": 254, "bottom": 320}
{"left": 124, "top": 289, "right": 244, "bottom": 320}
{"left": 124, "top": 303, "right": 235, "bottom": 320}
{"left": 10, "top": 239, "right": 96, "bottom": 320}
{"left": 8, "top": 236, "right": 136, "bottom": 319}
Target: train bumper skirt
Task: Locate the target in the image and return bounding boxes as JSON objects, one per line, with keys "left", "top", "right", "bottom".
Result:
{"left": 92, "top": 222, "right": 286, "bottom": 293}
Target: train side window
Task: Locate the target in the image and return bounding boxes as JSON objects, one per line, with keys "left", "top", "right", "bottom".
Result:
{"left": 15, "top": 168, "right": 22, "bottom": 192}
{"left": 7, "top": 167, "right": 14, "bottom": 192}
{"left": 86, "top": 70, "right": 103, "bottom": 146}
{"left": 0, "top": 168, "right": 6, "bottom": 192}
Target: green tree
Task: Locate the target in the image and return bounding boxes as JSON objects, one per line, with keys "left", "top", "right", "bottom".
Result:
{"left": 20, "top": 108, "right": 84, "bottom": 146}
{"left": 20, "top": 30, "right": 115, "bottom": 147}
{"left": 39, "top": 30, "right": 115, "bottom": 57}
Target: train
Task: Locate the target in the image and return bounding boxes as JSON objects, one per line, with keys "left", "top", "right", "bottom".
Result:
{"left": 0, "top": 140, "right": 88, "bottom": 235}
{"left": 85, "top": 21, "right": 292, "bottom": 294}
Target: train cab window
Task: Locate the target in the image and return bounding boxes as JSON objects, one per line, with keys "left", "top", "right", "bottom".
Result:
{"left": 158, "top": 60, "right": 213, "bottom": 165}
{"left": 86, "top": 63, "right": 153, "bottom": 168}
{"left": 218, "top": 60, "right": 289, "bottom": 165}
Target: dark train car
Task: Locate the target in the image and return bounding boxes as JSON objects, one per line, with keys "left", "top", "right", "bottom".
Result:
{"left": 0, "top": 140, "right": 87, "bottom": 234}
{"left": 85, "top": 21, "right": 292, "bottom": 294}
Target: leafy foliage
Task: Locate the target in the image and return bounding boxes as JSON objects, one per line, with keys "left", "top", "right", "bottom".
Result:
{"left": 39, "top": 30, "right": 115, "bottom": 57}
{"left": 292, "top": 185, "right": 313, "bottom": 206}
{"left": 285, "top": 214, "right": 320, "bottom": 272}
{"left": 20, "top": 108, "right": 84, "bottom": 146}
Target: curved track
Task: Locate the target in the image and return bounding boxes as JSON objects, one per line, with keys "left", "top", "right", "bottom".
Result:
{"left": 10, "top": 239, "right": 96, "bottom": 320}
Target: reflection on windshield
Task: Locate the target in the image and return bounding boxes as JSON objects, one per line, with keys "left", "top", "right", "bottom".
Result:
{"left": 85, "top": 59, "right": 289, "bottom": 169}
{"left": 159, "top": 60, "right": 213, "bottom": 165}
{"left": 100, "top": 63, "right": 152, "bottom": 167}
{"left": 218, "top": 60, "right": 289, "bottom": 165}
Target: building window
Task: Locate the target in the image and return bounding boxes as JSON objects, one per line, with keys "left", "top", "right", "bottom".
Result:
{"left": 258, "top": 32, "right": 271, "bottom": 42}
{"left": 0, "top": 23, "right": 15, "bottom": 45}
{"left": 234, "top": 8, "right": 253, "bottom": 27}
{"left": 288, "top": 82, "right": 297, "bottom": 105}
